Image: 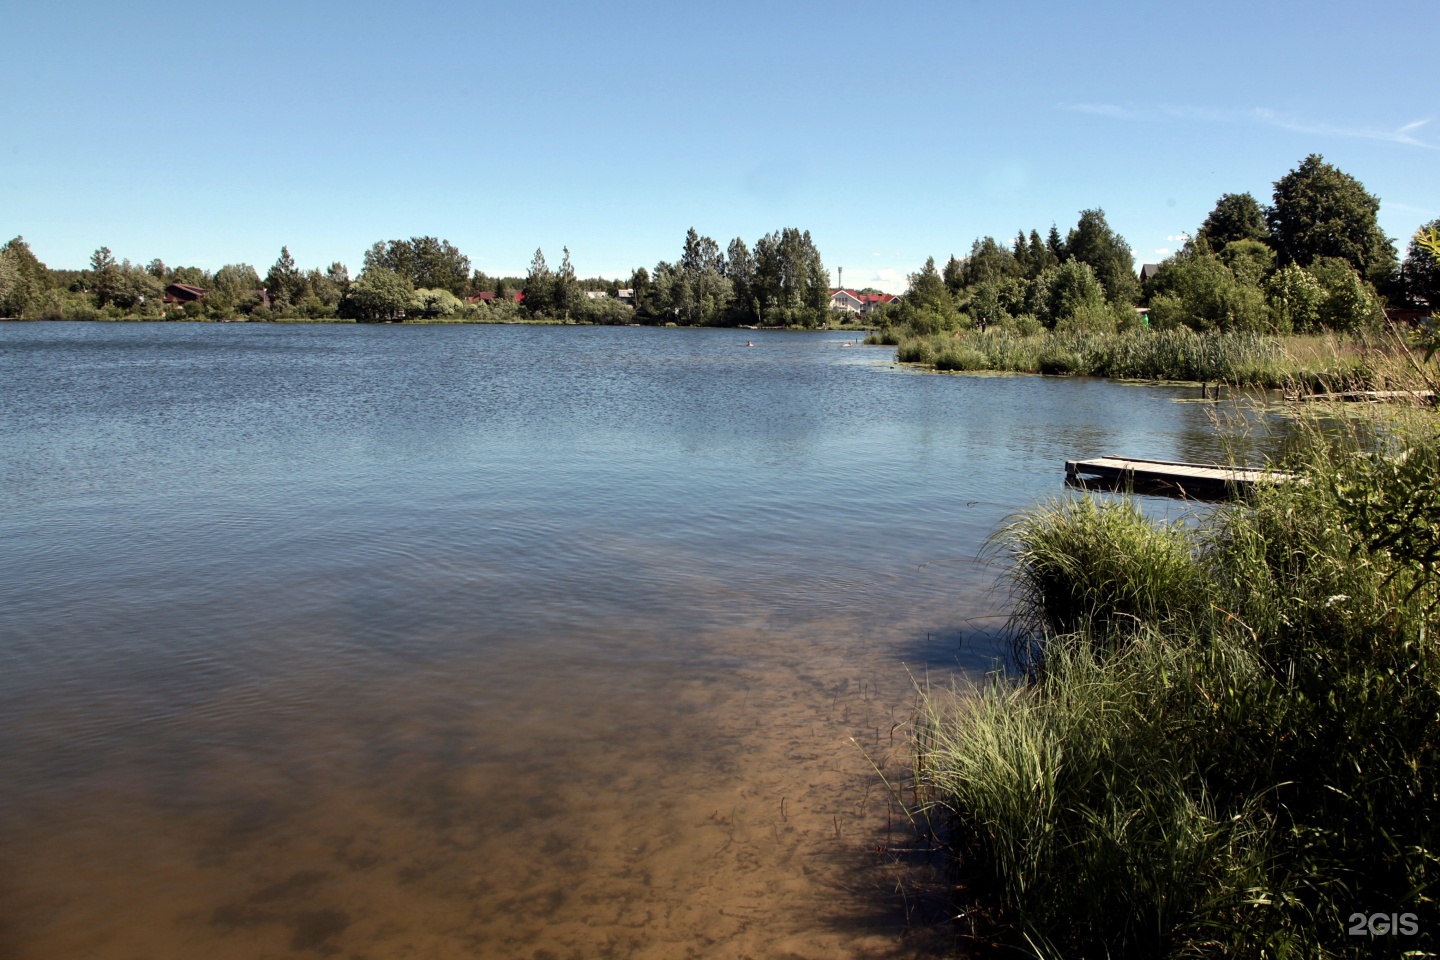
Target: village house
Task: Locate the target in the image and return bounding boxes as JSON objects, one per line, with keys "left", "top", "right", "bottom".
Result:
{"left": 163, "top": 283, "right": 208, "bottom": 305}
{"left": 162, "top": 284, "right": 271, "bottom": 309}
{"left": 829, "top": 288, "right": 898, "bottom": 315}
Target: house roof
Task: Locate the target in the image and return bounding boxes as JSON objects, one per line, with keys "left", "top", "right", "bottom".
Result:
{"left": 830, "top": 289, "right": 897, "bottom": 304}
{"left": 1140, "top": 263, "right": 1162, "bottom": 281}
{"left": 166, "top": 283, "right": 208, "bottom": 297}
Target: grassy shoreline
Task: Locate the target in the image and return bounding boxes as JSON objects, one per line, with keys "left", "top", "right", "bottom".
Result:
{"left": 909, "top": 358, "right": 1440, "bottom": 956}
{"left": 872, "top": 327, "right": 1409, "bottom": 390}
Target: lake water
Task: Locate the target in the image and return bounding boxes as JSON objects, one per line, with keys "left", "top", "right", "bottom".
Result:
{"left": 0, "top": 323, "right": 1281, "bottom": 958}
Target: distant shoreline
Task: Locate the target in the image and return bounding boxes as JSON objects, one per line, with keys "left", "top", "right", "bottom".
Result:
{"left": 0, "top": 316, "right": 876, "bottom": 332}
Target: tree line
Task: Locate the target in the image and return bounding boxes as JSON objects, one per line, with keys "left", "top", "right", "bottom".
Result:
{"left": 4, "top": 153, "right": 1434, "bottom": 332}
{"left": 875, "top": 153, "right": 1439, "bottom": 341}
{"left": 0, "top": 226, "right": 834, "bottom": 328}
{"left": 516, "top": 226, "right": 832, "bottom": 327}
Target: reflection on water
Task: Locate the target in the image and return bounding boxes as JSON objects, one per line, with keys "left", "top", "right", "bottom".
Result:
{"left": 0, "top": 323, "right": 1282, "bottom": 957}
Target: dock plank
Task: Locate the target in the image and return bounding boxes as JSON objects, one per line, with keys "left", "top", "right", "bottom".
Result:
{"left": 1065, "top": 456, "right": 1294, "bottom": 500}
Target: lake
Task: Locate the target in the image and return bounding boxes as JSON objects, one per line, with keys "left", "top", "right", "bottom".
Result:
{"left": 0, "top": 322, "right": 1280, "bottom": 958}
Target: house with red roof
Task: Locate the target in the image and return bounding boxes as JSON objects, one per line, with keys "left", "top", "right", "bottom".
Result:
{"left": 829, "top": 289, "right": 898, "bottom": 315}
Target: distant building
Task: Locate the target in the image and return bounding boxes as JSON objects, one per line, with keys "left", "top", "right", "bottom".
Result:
{"left": 163, "top": 283, "right": 208, "bottom": 304}
{"left": 616, "top": 288, "right": 634, "bottom": 305}
{"left": 1140, "top": 263, "right": 1162, "bottom": 284}
{"left": 465, "top": 291, "right": 524, "bottom": 305}
{"left": 830, "top": 289, "right": 898, "bottom": 315}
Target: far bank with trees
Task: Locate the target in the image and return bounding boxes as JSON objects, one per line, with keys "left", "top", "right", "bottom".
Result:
{"left": 870, "top": 154, "right": 1439, "bottom": 386}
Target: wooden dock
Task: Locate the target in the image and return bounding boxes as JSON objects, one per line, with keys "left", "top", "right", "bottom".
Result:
{"left": 1065, "top": 456, "right": 1295, "bottom": 500}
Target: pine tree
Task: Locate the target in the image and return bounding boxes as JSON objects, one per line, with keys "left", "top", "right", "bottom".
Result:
{"left": 523, "top": 249, "right": 555, "bottom": 316}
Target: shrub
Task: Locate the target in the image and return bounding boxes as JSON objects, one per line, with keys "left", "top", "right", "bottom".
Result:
{"left": 934, "top": 345, "right": 989, "bottom": 371}
{"left": 1036, "top": 345, "right": 1084, "bottom": 375}
{"left": 1056, "top": 301, "right": 1119, "bottom": 335}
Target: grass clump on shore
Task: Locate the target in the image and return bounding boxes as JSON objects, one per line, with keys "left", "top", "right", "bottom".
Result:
{"left": 914, "top": 392, "right": 1440, "bottom": 957}
{"left": 881, "top": 327, "right": 1381, "bottom": 388}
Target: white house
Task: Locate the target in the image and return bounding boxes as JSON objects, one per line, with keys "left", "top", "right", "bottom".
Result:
{"left": 830, "top": 289, "right": 865, "bottom": 313}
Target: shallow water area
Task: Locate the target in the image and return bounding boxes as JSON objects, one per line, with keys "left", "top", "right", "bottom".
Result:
{"left": 0, "top": 323, "right": 1285, "bottom": 958}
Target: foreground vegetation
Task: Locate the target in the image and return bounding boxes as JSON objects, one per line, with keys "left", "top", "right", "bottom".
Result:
{"left": 913, "top": 354, "right": 1440, "bottom": 956}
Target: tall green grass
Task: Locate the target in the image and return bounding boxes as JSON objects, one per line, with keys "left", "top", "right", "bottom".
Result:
{"left": 914, "top": 393, "right": 1440, "bottom": 957}
{"left": 892, "top": 328, "right": 1378, "bottom": 388}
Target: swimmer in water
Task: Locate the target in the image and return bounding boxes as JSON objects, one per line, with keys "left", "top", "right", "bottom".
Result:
{"left": 747, "top": 340, "right": 754, "bottom": 347}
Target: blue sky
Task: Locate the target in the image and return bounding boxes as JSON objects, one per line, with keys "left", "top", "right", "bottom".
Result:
{"left": 4, "top": 0, "right": 1436, "bottom": 292}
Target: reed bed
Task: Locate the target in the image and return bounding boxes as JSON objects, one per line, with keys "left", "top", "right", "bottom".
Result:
{"left": 912, "top": 361, "right": 1440, "bottom": 957}
{"left": 887, "top": 328, "right": 1387, "bottom": 389}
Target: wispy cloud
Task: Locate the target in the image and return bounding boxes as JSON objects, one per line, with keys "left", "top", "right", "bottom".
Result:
{"left": 1059, "top": 102, "right": 1438, "bottom": 150}
{"left": 1064, "top": 102, "right": 1132, "bottom": 119}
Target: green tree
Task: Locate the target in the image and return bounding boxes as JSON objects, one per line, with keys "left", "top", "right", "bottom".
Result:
{"left": 750, "top": 228, "right": 828, "bottom": 325}
{"left": 906, "top": 256, "right": 951, "bottom": 312}
{"left": 213, "top": 264, "right": 262, "bottom": 298}
{"left": 1022, "top": 229, "right": 1057, "bottom": 279}
{"left": 89, "top": 246, "right": 119, "bottom": 307}
{"left": 1147, "top": 249, "right": 1267, "bottom": 332}
{"left": 110, "top": 260, "right": 163, "bottom": 311}
{"left": 555, "top": 247, "right": 581, "bottom": 320}
{"left": 1197, "top": 193, "right": 1270, "bottom": 249}
{"left": 326, "top": 262, "right": 350, "bottom": 292}
{"left": 962, "top": 237, "right": 1020, "bottom": 287}
{"left": 207, "top": 263, "right": 261, "bottom": 316}
{"left": 1268, "top": 154, "right": 1397, "bottom": 285}
{"left": 0, "top": 237, "right": 49, "bottom": 318}
{"left": 1219, "top": 238, "right": 1276, "bottom": 288}
{"left": 522, "top": 248, "right": 555, "bottom": 316}
{"left": 1266, "top": 264, "right": 1324, "bottom": 333}
{"left": 364, "top": 237, "right": 470, "bottom": 296}
{"left": 0, "top": 247, "right": 18, "bottom": 313}
{"left": 1065, "top": 209, "right": 1140, "bottom": 305}
{"left": 1045, "top": 225, "right": 1066, "bottom": 263}
{"left": 1401, "top": 219, "right": 1440, "bottom": 308}
{"left": 1028, "top": 258, "right": 1107, "bottom": 328}
{"left": 627, "top": 267, "right": 649, "bottom": 315}
{"left": 893, "top": 256, "right": 962, "bottom": 334}
{"left": 408, "top": 288, "right": 464, "bottom": 318}
{"left": 304, "top": 268, "right": 342, "bottom": 309}
{"left": 943, "top": 255, "right": 965, "bottom": 295}
{"left": 170, "top": 265, "right": 208, "bottom": 287}
{"left": 724, "top": 237, "right": 756, "bottom": 323}
{"left": 676, "top": 229, "right": 733, "bottom": 325}
{"left": 1309, "top": 257, "right": 1384, "bottom": 332}
{"left": 342, "top": 267, "right": 412, "bottom": 321}
{"left": 265, "top": 246, "right": 304, "bottom": 310}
